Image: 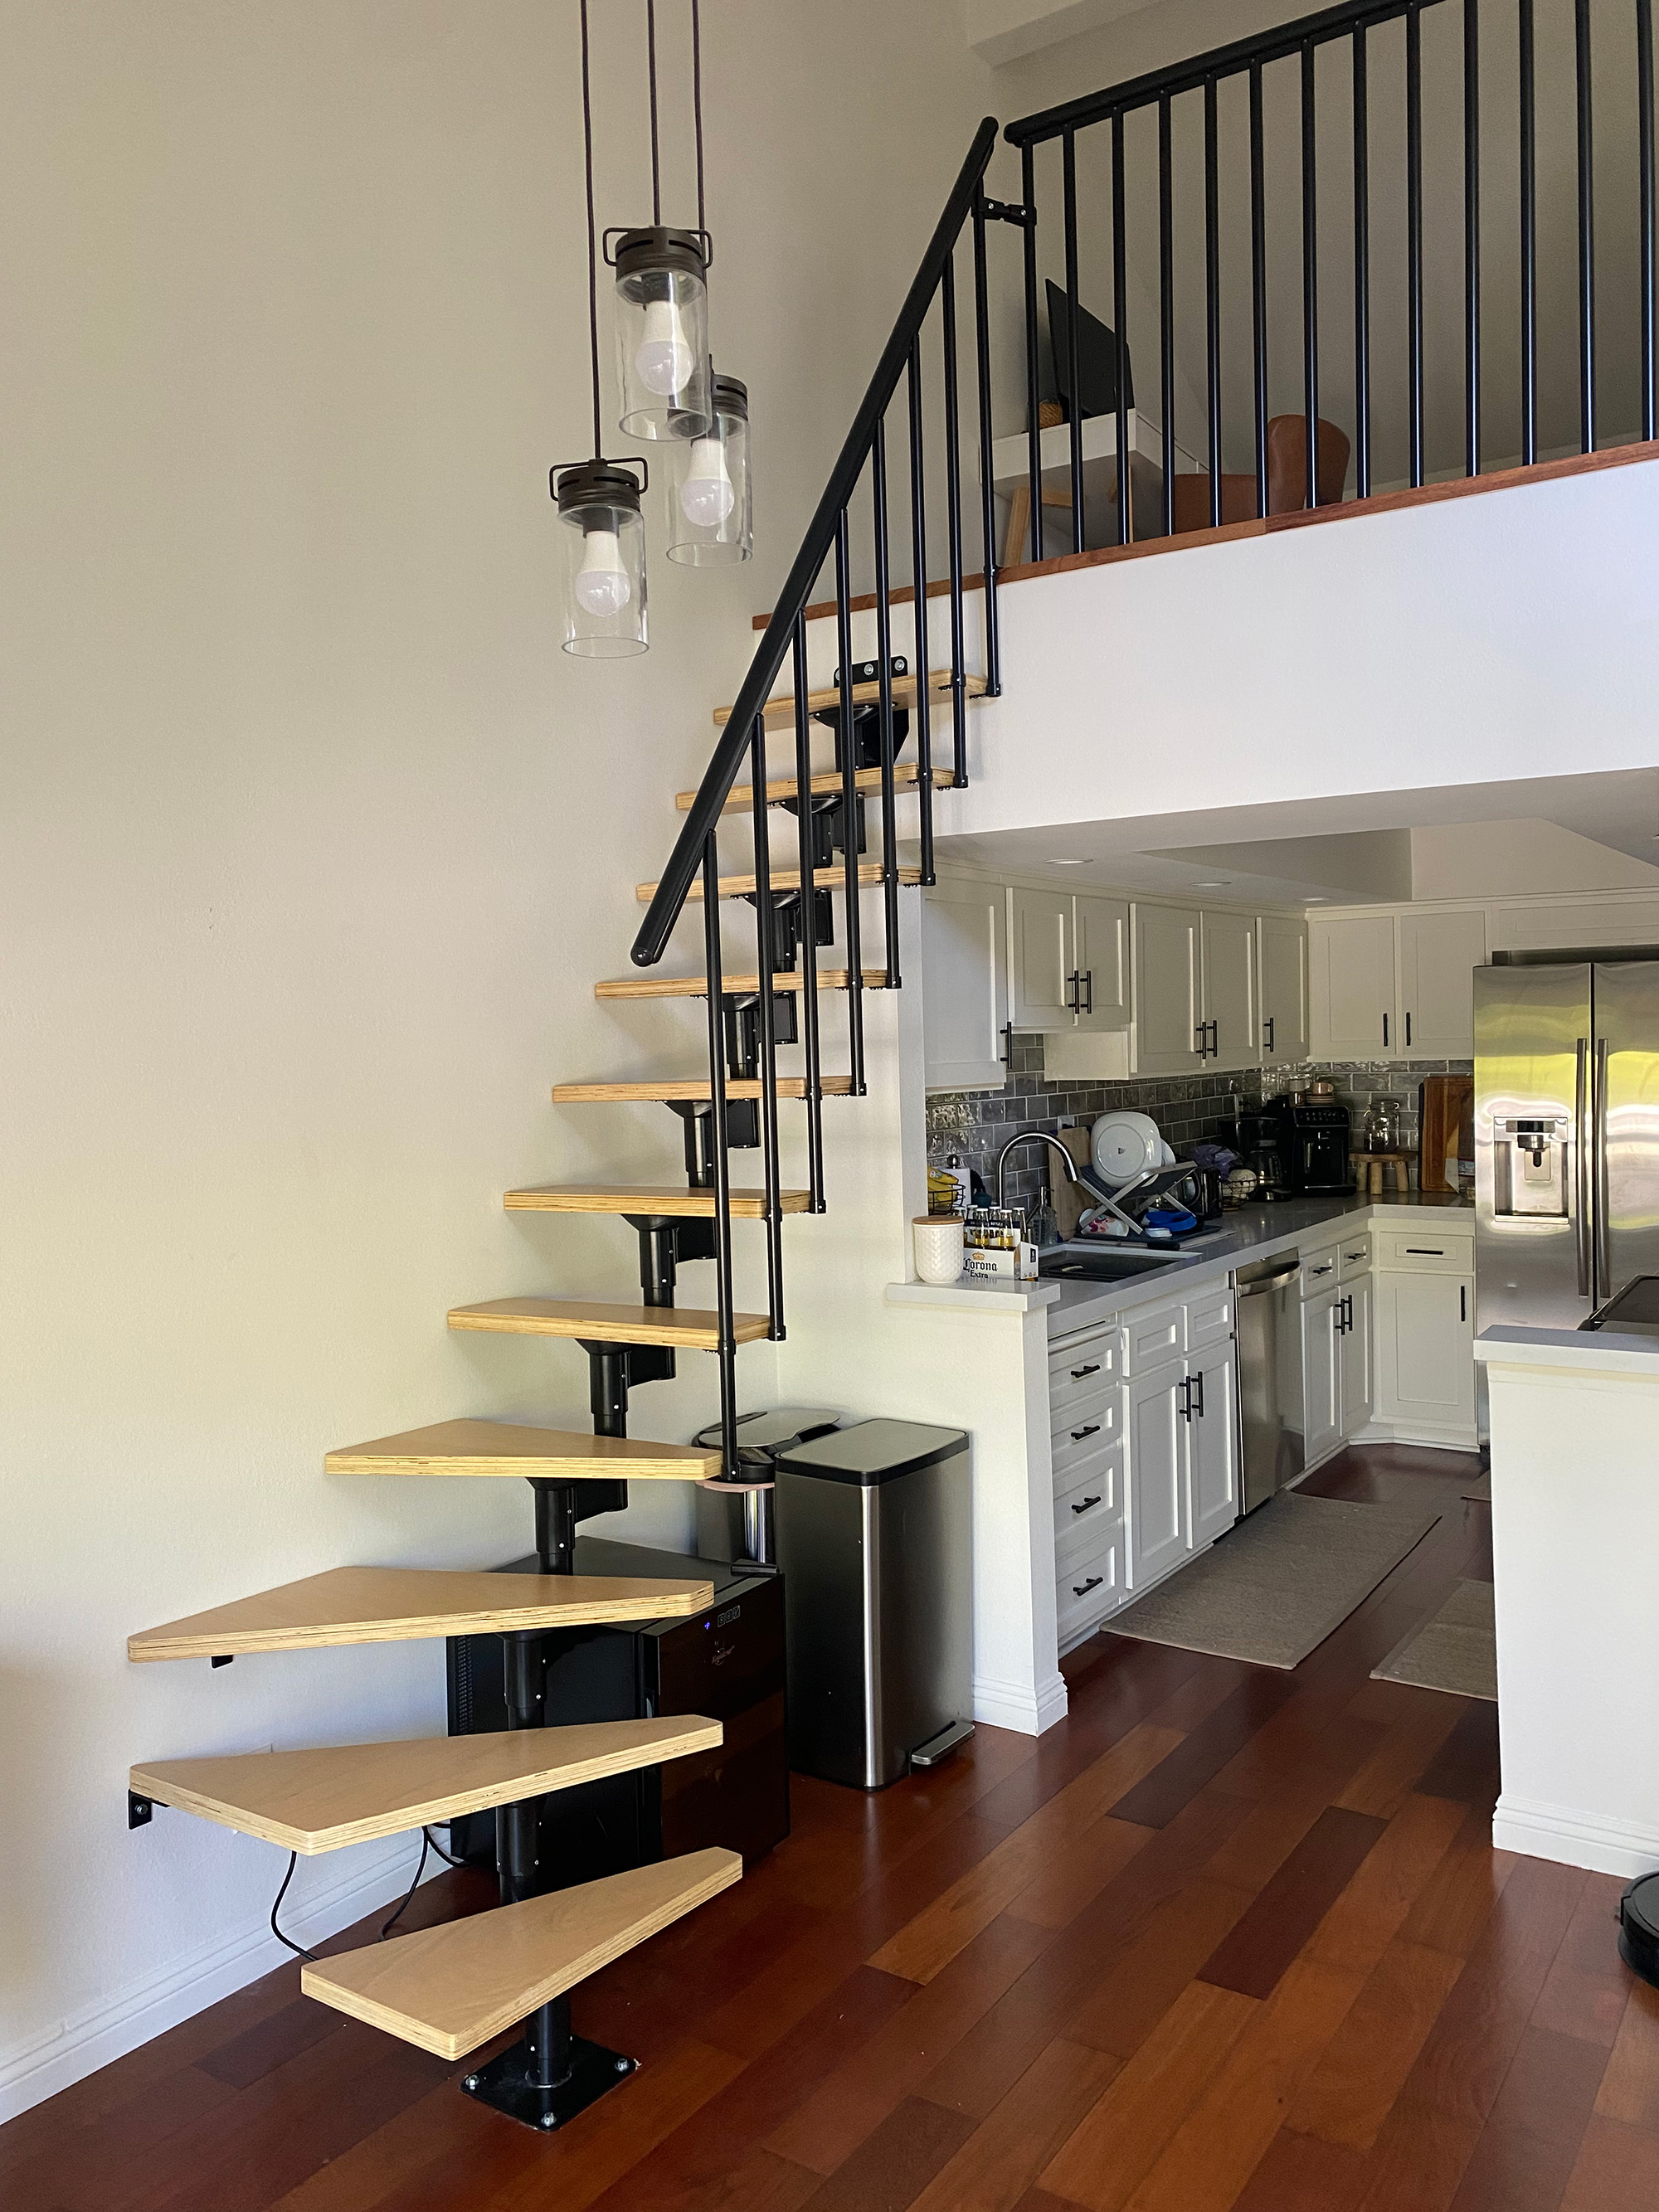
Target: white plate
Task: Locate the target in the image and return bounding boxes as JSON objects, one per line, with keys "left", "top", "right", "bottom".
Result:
{"left": 1092, "top": 1111, "right": 1165, "bottom": 1186}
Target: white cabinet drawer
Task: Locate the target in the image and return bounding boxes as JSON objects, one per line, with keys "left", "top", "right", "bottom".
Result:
{"left": 1056, "top": 1523, "right": 1125, "bottom": 1641}
{"left": 1049, "top": 1330, "right": 1126, "bottom": 1407}
{"left": 1122, "top": 1300, "right": 1184, "bottom": 1374}
{"left": 1338, "top": 1232, "right": 1372, "bottom": 1282}
{"left": 1056, "top": 1446, "right": 1123, "bottom": 1561}
{"left": 1374, "top": 1229, "right": 1474, "bottom": 1275}
{"left": 1185, "top": 1284, "right": 1233, "bottom": 1354}
{"left": 1301, "top": 1247, "right": 1340, "bottom": 1300}
{"left": 1051, "top": 1387, "right": 1122, "bottom": 1480}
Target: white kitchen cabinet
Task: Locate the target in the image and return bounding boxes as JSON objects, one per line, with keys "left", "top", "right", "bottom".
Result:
{"left": 1258, "top": 914, "right": 1310, "bottom": 1063}
{"left": 1073, "top": 895, "right": 1131, "bottom": 1032}
{"left": 1302, "top": 1283, "right": 1343, "bottom": 1467}
{"left": 1311, "top": 914, "right": 1399, "bottom": 1059}
{"left": 1375, "top": 1267, "right": 1477, "bottom": 1441}
{"left": 1397, "top": 908, "right": 1487, "bottom": 1057}
{"left": 1126, "top": 1364, "right": 1190, "bottom": 1587}
{"left": 1188, "top": 1339, "right": 1240, "bottom": 1548}
{"left": 1201, "top": 911, "right": 1258, "bottom": 1069}
{"left": 922, "top": 878, "right": 1009, "bottom": 1089}
{"left": 1010, "top": 888, "right": 1131, "bottom": 1035}
{"left": 1133, "top": 903, "right": 1204, "bottom": 1075}
{"left": 1338, "top": 1276, "right": 1373, "bottom": 1437}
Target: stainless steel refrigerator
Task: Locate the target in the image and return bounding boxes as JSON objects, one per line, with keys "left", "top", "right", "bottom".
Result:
{"left": 1474, "top": 960, "right": 1659, "bottom": 1330}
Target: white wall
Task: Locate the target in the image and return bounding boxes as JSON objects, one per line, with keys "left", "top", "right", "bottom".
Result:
{"left": 0, "top": 0, "right": 998, "bottom": 2118}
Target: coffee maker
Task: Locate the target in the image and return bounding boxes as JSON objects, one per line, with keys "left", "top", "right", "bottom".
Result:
{"left": 1265, "top": 1096, "right": 1352, "bottom": 1195}
{"left": 1227, "top": 1112, "right": 1290, "bottom": 1201}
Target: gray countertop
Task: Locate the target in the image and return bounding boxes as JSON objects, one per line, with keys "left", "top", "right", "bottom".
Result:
{"left": 1042, "top": 1190, "right": 1473, "bottom": 1341}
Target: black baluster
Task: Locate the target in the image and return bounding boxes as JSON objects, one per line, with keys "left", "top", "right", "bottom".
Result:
{"left": 1021, "top": 143, "right": 1041, "bottom": 560}
{"left": 1063, "top": 128, "right": 1085, "bottom": 552}
{"left": 971, "top": 187, "right": 1001, "bottom": 694}
{"left": 1642, "top": 0, "right": 1657, "bottom": 441}
{"left": 700, "top": 834, "right": 737, "bottom": 1475}
{"left": 1112, "top": 109, "right": 1131, "bottom": 547}
{"left": 1205, "top": 76, "right": 1221, "bottom": 528}
{"left": 1465, "top": 0, "right": 1481, "bottom": 478}
{"left": 791, "top": 617, "right": 825, "bottom": 1213}
{"left": 1250, "top": 61, "right": 1268, "bottom": 518}
{"left": 1354, "top": 22, "right": 1372, "bottom": 498}
{"left": 1575, "top": 0, "right": 1595, "bottom": 453}
{"left": 1159, "top": 92, "right": 1175, "bottom": 538}
{"left": 907, "top": 343, "right": 935, "bottom": 887}
{"left": 1302, "top": 41, "right": 1319, "bottom": 510}
{"left": 941, "top": 253, "right": 968, "bottom": 790}
{"left": 872, "top": 418, "right": 900, "bottom": 991}
{"left": 1407, "top": 3, "right": 1424, "bottom": 488}
{"left": 834, "top": 512, "right": 865, "bottom": 1096}
{"left": 1520, "top": 0, "right": 1537, "bottom": 463}
{"left": 749, "top": 717, "right": 784, "bottom": 1338}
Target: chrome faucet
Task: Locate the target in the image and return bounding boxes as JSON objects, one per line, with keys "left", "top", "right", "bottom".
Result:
{"left": 991, "top": 1132, "right": 1153, "bottom": 1240}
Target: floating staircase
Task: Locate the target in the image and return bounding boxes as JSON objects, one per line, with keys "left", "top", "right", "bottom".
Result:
{"left": 128, "top": 116, "right": 1003, "bottom": 2134}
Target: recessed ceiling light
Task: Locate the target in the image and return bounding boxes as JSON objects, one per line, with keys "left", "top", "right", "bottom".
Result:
{"left": 1195, "top": 879, "right": 1231, "bottom": 888}
{"left": 1306, "top": 896, "right": 1328, "bottom": 903}
{"left": 1051, "top": 857, "right": 1089, "bottom": 866}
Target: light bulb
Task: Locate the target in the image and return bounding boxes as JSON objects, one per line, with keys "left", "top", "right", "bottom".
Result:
{"left": 636, "top": 297, "right": 694, "bottom": 397}
{"left": 573, "top": 527, "right": 630, "bottom": 617}
{"left": 679, "top": 435, "right": 736, "bottom": 527}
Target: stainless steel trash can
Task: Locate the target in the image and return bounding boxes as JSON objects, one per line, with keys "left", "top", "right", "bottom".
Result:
{"left": 693, "top": 1407, "right": 841, "bottom": 1564}
{"left": 773, "top": 1418, "right": 973, "bottom": 1788}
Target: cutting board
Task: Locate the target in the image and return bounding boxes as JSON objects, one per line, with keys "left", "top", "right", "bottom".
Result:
{"left": 1053, "top": 1124, "right": 1096, "bottom": 1239}
{"left": 1418, "top": 1074, "right": 1474, "bottom": 1194}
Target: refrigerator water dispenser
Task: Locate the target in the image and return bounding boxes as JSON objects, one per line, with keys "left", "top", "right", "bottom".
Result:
{"left": 1491, "top": 1114, "right": 1573, "bottom": 1218}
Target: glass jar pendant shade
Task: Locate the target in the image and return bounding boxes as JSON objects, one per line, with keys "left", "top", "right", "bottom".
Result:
{"left": 669, "top": 374, "right": 751, "bottom": 564}
{"left": 554, "top": 462, "right": 647, "bottom": 657}
{"left": 612, "top": 228, "right": 711, "bottom": 440}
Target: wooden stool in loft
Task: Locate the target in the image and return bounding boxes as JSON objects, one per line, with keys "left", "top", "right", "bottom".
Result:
{"left": 1354, "top": 1151, "right": 1411, "bottom": 1196}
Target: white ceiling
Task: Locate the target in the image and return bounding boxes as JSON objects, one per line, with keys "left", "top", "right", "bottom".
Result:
{"left": 931, "top": 767, "right": 1659, "bottom": 907}
{"left": 962, "top": 0, "right": 1161, "bottom": 67}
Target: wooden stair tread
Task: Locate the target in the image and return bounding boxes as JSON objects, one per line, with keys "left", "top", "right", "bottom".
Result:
{"left": 129, "top": 1718, "right": 722, "bottom": 1855}
{"left": 325, "top": 1418, "right": 718, "bottom": 1482}
{"left": 302, "top": 1848, "right": 742, "bottom": 2059}
{"left": 128, "top": 1565, "right": 714, "bottom": 1663}
{"left": 504, "top": 1184, "right": 812, "bottom": 1219}
{"left": 552, "top": 1074, "right": 855, "bottom": 1102}
{"left": 679, "top": 764, "right": 958, "bottom": 814}
{"left": 448, "top": 1296, "right": 771, "bottom": 1349}
{"left": 636, "top": 862, "right": 922, "bottom": 904}
{"left": 713, "top": 669, "right": 990, "bottom": 729}
{"left": 595, "top": 968, "right": 888, "bottom": 999}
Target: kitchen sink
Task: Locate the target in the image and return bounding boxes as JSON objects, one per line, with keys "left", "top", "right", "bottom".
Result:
{"left": 1038, "top": 1244, "right": 1190, "bottom": 1281}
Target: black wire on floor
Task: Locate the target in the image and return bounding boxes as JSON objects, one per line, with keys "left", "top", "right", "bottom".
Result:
{"left": 422, "top": 1823, "right": 468, "bottom": 1868}
{"left": 270, "top": 1852, "right": 317, "bottom": 1963}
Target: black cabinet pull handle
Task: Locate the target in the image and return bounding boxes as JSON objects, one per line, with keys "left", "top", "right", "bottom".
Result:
{"left": 1073, "top": 1575, "right": 1103, "bottom": 1597}
{"left": 1072, "top": 1495, "right": 1102, "bottom": 1514}
{"left": 1082, "top": 970, "right": 1094, "bottom": 1014}
{"left": 1460, "top": 1284, "right": 1467, "bottom": 1323}
{"left": 1194, "top": 1020, "right": 1207, "bottom": 1058}
{"left": 1070, "top": 1422, "right": 1101, "bottom": 1441}
{"left": 1178, "top": 1378, "right": 1193, "bottom": 1423}
{"left": 1192, "top": 1369, "right": 1205, "bottom": 1418}
{"left": 1069, "top": 1362, "right": 1101, "bottom": 1379}
{"left": 1334, "top": 1300, "right": 1347, "bottom": 1335}
{"left": 1405, "top": 1011, "right": 1413, "bottom": 1048}
{"left": 1405, "top": 1247, "right": 1445, "bottom": 1256}
{"left": 1383, "top": 1011, "right": 1389, "bottom": 1048}
{"left": 1263, "top": 1014, "right": 1275, "bottom": 1052}
{"left": 1000, "top": 1022, "right": 1014, "bottom": 1068}
{"left": 1065, "top": 970, "right": 1080, "bottom": 1014}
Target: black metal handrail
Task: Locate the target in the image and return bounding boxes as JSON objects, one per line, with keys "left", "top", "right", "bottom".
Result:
{"left": 629, "top": 114, "right": 999, "bottom": 970}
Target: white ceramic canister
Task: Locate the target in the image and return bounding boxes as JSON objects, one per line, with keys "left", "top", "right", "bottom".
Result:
{"left": 912, "top": 1213, "right": 965, "bottom": 1286}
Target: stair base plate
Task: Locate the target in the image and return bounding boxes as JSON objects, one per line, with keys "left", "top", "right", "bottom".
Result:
{"left": 462, "top": 2033, "right": 636, "bottom": 2132}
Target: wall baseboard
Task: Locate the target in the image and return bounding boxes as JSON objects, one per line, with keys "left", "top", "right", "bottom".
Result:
{"left": 974, "top": 1667, "right": 1068, "bottom": 1736}
{"left": 0, "top": 1840, "right": 444, "bottom": 2125}
{"left": 1492, "top": 1791, "right": 1659, "bottom": 1882}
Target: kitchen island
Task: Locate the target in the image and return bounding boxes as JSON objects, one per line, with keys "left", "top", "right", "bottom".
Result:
{"left": 1477, "top": 1321, "right": 1659, "bottom": 1879}
{"left": 887, "top": 1190, "right": 1475, "bottom": 1738}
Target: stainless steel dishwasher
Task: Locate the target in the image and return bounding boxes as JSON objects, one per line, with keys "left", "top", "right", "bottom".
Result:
{"left": 1234, "top": 1253, "right": 1305, "bottom": 1512}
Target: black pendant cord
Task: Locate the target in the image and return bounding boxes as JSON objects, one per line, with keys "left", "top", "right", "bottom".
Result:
{"left": 580, "top": 0, "right": 602, "bottom": 459}
{"left": 692, "top": 0, "right": 705, "bottom": 238}
{"left": 647, "top": 0, "right": 662, "bottom": 225}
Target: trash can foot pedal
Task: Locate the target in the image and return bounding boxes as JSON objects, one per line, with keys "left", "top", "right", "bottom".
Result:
{"left": 909, "top": 1719, "right": 975, "bottom": 1771}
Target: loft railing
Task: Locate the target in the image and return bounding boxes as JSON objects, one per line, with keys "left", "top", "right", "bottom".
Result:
{"left": 629, "top": 117, "right": 1005, "bottom": 1477}
{"left": 1004, "top": 0, "right": 1657, "bottom": 546}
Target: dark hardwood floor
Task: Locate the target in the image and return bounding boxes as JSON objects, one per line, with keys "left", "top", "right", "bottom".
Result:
{"left": 10, "top": 1443, "right": 1656, "bottom": 2210}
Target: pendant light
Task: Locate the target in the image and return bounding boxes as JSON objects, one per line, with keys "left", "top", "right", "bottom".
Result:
{"left": 552, "top": 0, "right": 648, "bottom": 658}
{"left": 668, "top": 372, "right": 751, "bottom": 564}
{"left": 605, "top": 2, "right": 712, "bottom": 441}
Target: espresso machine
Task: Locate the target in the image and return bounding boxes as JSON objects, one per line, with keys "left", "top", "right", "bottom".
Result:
{"left": 1264, "top": 1096, "right": 1353, "bottom": 1195}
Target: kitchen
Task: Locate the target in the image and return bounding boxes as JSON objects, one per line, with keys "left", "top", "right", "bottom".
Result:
{"left": 891, "top": 839, "right": 1659, "bottom": 1830}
